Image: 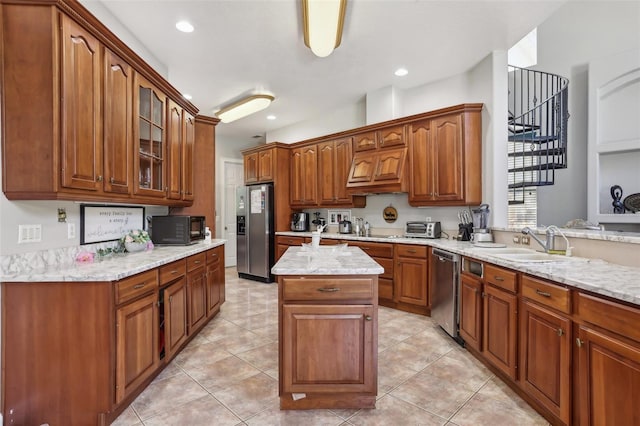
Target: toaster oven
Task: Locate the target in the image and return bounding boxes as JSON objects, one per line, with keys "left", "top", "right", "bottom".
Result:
{"left": 404, "top": 221, "right": 442, "bottom": 239}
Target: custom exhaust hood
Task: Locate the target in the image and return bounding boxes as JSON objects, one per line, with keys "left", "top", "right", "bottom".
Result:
{"left": 346, "top": 146, "right": 409, "bottom": 194}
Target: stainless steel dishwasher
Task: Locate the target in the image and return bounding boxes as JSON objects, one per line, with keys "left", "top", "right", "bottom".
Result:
{"left": 430, "top": 248, "right": 462, "bottom": 342}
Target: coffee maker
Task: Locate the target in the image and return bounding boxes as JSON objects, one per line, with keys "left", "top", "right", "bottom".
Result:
{"left": 290, "top": 212, "right": 309, "bottom": 232}
{"left": 471, "top": 204, "right": 493, "bottom": 243}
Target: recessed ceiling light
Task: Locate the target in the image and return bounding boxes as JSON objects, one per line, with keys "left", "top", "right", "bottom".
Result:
{"left": 267, "top": 115, "right": 276, "bottom": 120}
{"left": 183, "top": 93, "right": 193, "bottom": 100}
{"left": 176, "top": 21, "right": 194, "bottom": 33}
{"left": 394, "top": 68, "right": 409, "bottom": 77}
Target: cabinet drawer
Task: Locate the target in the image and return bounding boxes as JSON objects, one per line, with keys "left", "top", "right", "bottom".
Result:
{"left": 375, "top": 257, "right": 394, "bottom": 279}
{"left": 282, "top": 277, "right": 375, "bottom": 301}
{"left": 116, "top": 269, "right": 158, "bottom": 305}
{"left": 349, "top": 242, "right": 394, "bottom": 258}
{"left": 159, "top": 260, "right": 186, "bottom": 286}
{"left": 187, "top": 253, "right": 206, "bottom": 272}
{"left": 521, "top": 275, "right": 571, "bottom": 314}
{"left": 484, "top": 264, "right": 518, "bottom": 293}
{"left": 577, "top": 292, "right": 640, "bottom": 343}
{"left": 277, "top": 236, "right": 305, "bottom": 246}
{"left": 396, "top": 244, "right": 427, "bottom": 258}
{"left": 206, "top": 248, "right": 221, "bottom": 264}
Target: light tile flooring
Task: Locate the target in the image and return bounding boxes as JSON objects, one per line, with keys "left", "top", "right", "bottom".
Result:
{"left": 114, "top": 267, "right": 549, "bottom": 425}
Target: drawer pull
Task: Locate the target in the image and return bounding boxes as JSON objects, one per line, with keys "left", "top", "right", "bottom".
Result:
{"left": 535, "top": 289, "right": 552, "bottom": 298}
{"left": 317, "top": 287, "right": 340, "bottom": 292}
{"left": 557, "top": 328, "right": 564, "bottom": 337}
{"left": 365, "top": 315, "right": 372, "bottom": 321}
{"left": 133, "top": 283, "right": 146, "bottom": 289}
{"left": 194, "top": 260, "right": 201, "bottom": 264}
{"left": 171, "top": 270, "right": 178, "bottom": 274}
{"left": 494, "top": 276, "right": 504, "bottom": 282}
{"left": 407, "top": 249, "right": 416, "bottom": 253}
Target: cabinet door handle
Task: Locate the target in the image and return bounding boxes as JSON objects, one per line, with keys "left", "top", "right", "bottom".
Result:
{"left": 109, "top": 177, "right": 115, "bottom": 183}
{"left": 535, "top": 289, "right": 552, "bottom": 297}
{"left": 494, "top": 276, "right": 504, "bottom": 282}
{"left": 557, "top": 328, "right": 564, "bottom": 337}
{"left": 317, "top": 287, "right": 340, "bottom": 292}
{"left": 133, "top": 283, "right": 146, "bottom": 289}
{"left": 365, "top": 315, "right": 372, "bottom": 321}
{"left": 97, "top": 175, "right": 103, "bottom": 182}
{"left": 576, "top": 338, "right": 584, "bottom": 348}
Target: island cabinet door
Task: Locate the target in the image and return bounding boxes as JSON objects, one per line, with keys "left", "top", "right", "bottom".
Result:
{"left": 281, "top": 304, "right": 376, "bottom": 394}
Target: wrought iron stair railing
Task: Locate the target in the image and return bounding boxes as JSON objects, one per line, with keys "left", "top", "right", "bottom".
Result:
{"left": 508, "top": 66, "right": 569, "bottom": 204}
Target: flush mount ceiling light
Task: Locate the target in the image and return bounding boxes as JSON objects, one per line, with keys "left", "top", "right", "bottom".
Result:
{"left": 216, "top": 94, "right": 275, "bottom": 123}
{"left": 302, "top": 0, "right": 347, "bottom": 58}
{"left": 175, "top": 20, "right": 194, "bottom": 33}
{"left": 394, "top": 68, "right": 409, "bottom": 77}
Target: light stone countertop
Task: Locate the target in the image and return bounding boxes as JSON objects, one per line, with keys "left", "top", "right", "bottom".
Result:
{"left": 272, "top": 246, "right": 384, "bottom": 276}
{"left": 1, "top": 240, "right": 226, "bottom": 283}
{"left": 276, "top": 231, "right": 640, "bottom": 306}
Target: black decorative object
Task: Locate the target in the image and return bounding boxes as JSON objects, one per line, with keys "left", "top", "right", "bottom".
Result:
{"left": 610, "top": 185, "right": 625, "bottom": 214}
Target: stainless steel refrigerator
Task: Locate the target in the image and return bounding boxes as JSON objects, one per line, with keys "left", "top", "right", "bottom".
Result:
{"left": 236, "top": 183, "right": 274, "bottom": 282}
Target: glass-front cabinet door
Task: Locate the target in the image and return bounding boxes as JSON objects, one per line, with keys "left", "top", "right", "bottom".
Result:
{"left": 135, "top": 73, "right": 166, "bottom": 197}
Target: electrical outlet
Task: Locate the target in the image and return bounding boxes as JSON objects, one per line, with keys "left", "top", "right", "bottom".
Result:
{"left": 425, "top": 216, "right": 432, "bottom": 222}
{"left": 68, "top": 223, "right": 76, "bottom": 239}
{"left": 18, "top": 224, "right": 42, "bottom": 243}
{"left": 521, "top": 235, "right": 530, "bottom": 245}
{"left": 513, "top": 235, "right": 521, "bottom": 244}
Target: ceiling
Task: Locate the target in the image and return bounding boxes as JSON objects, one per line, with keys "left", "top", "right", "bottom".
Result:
{"left": 91, "top": 0, "right": 565, "bottom": 146}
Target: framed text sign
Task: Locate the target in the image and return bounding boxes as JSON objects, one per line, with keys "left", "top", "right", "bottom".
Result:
{"left": 80, "top": 204, "right": 145, "bottom": 244}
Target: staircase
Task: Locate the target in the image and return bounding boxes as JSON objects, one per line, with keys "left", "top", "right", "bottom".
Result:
{"left": 508, "top": 66, "right": 569, "bottom": 204}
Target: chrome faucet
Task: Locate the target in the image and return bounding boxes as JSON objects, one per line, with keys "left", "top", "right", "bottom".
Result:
{"left": 521, "top": 226, "right": 556, "bottom": 253}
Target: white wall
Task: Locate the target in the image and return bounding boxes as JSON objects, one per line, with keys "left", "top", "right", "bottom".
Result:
{"left": 534, "top": 1, "right": 640, "bottom": 226}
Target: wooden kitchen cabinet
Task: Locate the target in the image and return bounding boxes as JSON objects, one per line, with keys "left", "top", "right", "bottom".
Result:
{"left": 290, "top": 145, "right": 318, "bottom": 206}
{"left": 318, "top": 137, "right": 365, "bottom": 206}
{"left": 353, "top": 125, "right": 406, "bottom": 152}
{"left": 159, "top": 260, "right": 188, "bottom": 362}
{"left": 244, "top": 148, "right": 274, "bottom": 183}
{"left": 483, "top": 264, "right": 519, "bottom": 380}
{"left": 459, "top": 272, "right": 483, "bottom": 351}
{"left": 167, "top": 99, "right": 183, "bottom": 200}
{"left": 1, "top": 1, "right": 198, "bottom": 206}
{"left": 115, "top": 282, "right": 160, "bottom": 404}
{"left": 275, "top": 235, "right": 306, "bottom": 261}
{"left": 408, "top": 106, "right": 482, "bottom": 206}
{"left": 103, "top": 47, "right": 133, "bottom": 195}
{"left": 181, "top": 113, "right": 196, "bottom": 201}
{"left": 347, "top": 148, "right": 408, "bottom": 192}
{"left": 576, "top": 292, "right": 640, "bottom": 426}
{"left": 394, "top": 244, "right": 429, "bottom": 314}
{"left": 279, "top": 275, "right": 378, "bottom": 409}
{"left": 348, "top": 241, "right": 395, "bottom": 304}
{"left": 134, "top": 74, "right": 167, "bottom": 198}
{"left": 186, "top": 253, "right": 208, "bottom": 333}
{"left": 206, "top": 245, "right": 224, "bottom": 316}
{"left": 520, "top": 299, "right": 571, "bottom": 424}
{"left": 60, "top": 13, "right": 103, "bottom": 192}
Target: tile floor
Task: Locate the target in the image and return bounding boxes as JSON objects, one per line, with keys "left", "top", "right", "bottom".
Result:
{"left": 114, "top": 267, "right": 549, "bottom": 425}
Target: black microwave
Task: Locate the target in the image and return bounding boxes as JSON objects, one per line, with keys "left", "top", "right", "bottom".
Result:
{"left": 151, "top": 215, "right": 205, "bottom": 245}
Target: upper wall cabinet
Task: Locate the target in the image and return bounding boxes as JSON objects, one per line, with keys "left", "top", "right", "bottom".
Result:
{"left": 0, "top": 1, "right": 198, "bottom": 206}
{"left": 244, "top": 148, "right": 274, "bottom": 184}
{"left": 318, "top": 138, "right": 365, "bottom": 207}
{"left": 353, "top": 125, "right": 406, "bottom": 152}
{"left": 408, "top": 106, "right": 483, "bottom": 206}
{"left": 290, "top": 145, "right": 318, "bottom": 207}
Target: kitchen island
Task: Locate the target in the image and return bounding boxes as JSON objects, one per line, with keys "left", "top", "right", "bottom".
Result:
{"left": 272, "top": 245, "right": 384, "bottom": 409}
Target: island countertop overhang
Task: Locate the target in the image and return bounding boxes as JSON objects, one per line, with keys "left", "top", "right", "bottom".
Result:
{"left": 271, "top": 246, "right": 384, "bottom": 276}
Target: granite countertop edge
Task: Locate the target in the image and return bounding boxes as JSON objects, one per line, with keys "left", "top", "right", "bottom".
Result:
{"left": 1, "top": 240, "right": 226, "bottom": 283}
{"left": 276, "top": 232, "right": 640, "bottom": 306}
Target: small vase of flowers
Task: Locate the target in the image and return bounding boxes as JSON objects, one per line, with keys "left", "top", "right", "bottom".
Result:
{"left": 122, "top": 229, "right": 153, "bottom": 253}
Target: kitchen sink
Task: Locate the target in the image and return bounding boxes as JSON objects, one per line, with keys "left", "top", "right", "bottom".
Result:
{"left": 470, "top": 247, "right": 584, "bottom": 263}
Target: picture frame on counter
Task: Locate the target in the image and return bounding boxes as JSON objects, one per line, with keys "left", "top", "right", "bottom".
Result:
{"left": 80, "top": 204, "right": 145, "bottom": 244}
{"left": 328, "top": 209, "right": 351, "bottom": 225}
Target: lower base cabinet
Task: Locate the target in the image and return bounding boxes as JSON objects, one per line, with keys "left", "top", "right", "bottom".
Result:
{"left": 394, "top": 245, "right": 429, "bottom": 313}
{"left": 482, "top": 284, "right": 518, "bottom": 380}
{"left": 1, "top": 246, "right": 225, "bottom": 425}
{"left": 519, "top": 299, "right": 571, "bottom": 424}
{"left": 459, "top": 272, "right": 482, "bottom": 351}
